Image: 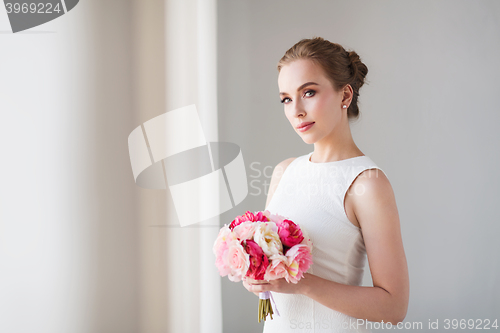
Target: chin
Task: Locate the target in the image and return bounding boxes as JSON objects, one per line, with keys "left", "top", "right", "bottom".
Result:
{"left": 300, "top": 136, "right": 317, "bottom": 145}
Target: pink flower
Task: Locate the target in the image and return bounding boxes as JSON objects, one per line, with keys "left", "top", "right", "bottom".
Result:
{"left": 277, "top": 219, "right": 304, "bottom": 249}
{"left": 213, "top": 224, "right": 231, "bottom": 254}
{"left": 300, "top": 228, "right": 313, "bottom": 250}
{"left": 264, "top": 254, "right": 289, "bottom": 281}
{"left": 214, "top": 240, "right": 230, "bottom": 277}
{"left": 253, "top": 211, "right": 270, "bottom": 222}
{"left": 226, "top": 238, "right": 250, "bottom": 282}
{"left": 285, "top": 244, "right": 313, "bottom": 284}
{"left": 229, "top": 210, "right": 270, "bottom": 230}
{"left": 267, "top": 212, "right": 287, "bottom": 225}
{"left": 213, "top": 224, "right": 234, "bottom": 277}
{"left": 243, "top": 239, "right": 269, "bottom": 280}
{"left": 233, "top": 221, "right": 259, "bottom": 240}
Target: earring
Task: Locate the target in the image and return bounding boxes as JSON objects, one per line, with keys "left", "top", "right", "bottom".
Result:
{"left": 342, "top": 105, "right": 347, "bottom": 109}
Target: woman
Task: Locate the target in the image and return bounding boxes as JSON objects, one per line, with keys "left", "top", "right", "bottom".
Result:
{"left": 242, "top": 37, "right": 409, "bottom": 332}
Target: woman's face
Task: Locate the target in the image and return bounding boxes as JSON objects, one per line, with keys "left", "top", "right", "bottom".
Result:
{"left": 278, "top": 59, "right": 345, "bottom": 145}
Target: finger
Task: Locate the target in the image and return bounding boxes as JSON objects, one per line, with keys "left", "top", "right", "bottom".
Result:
{"left": 246, "top": 277, "right": 269, "bottom": 284}
{"left": 250, "top": 283, "right": 268, "bottom": 293}
{"left": 243, "top": 281, "right": 262, "bottom": 293}
{"left": 242, "top": 281, "right": 251, "bottom": 291}
{"left": 249, "top": 279, "right": 270, "bottom": 285}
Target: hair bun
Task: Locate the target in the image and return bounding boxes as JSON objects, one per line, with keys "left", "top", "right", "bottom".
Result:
{"left": 346, "top": 50, "right": 368, "bottom": 91}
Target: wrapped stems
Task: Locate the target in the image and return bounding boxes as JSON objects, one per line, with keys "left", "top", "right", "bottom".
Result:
{"left": 258, "top": 291, "right": 274, "bottom": 322}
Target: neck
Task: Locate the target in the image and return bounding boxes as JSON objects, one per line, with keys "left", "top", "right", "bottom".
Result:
{"left": 311, "top": 118, "right": 363, "bottom": 163}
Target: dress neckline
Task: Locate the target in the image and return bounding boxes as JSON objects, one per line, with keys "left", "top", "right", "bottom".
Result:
{"left": 306, "top": 151, "right": 367, "bottom": 165}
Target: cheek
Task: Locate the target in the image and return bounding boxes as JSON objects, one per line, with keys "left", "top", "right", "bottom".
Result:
{"left": 310, "top": 94, "right": 331, "bottom": 111}
{"left": 307, "top": 99, "right": 330, "bottom": 122}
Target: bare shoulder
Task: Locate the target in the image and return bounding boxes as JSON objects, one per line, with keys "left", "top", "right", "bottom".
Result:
{"left": 265, "top": 157, "right": 297, "bottom": 210}
{"left": 348, "top": 168, "right": 395, "bottom": 225}
{"left": 352, "top": 168, "right": 392, "bottom": 196}
{"left": 345, "top": 169, "right": 392, "bottom": 228}
{"left": 352, "top": 169, "right": 394, "bottom": 204}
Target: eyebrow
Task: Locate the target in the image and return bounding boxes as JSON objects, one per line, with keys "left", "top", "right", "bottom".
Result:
{"left": 279, "top": 82, "right": 319, "bottom": 96}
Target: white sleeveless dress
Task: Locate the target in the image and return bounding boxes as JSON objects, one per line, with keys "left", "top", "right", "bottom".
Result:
{"left": 262, "top": 151, "right": 386, "bottom": 333}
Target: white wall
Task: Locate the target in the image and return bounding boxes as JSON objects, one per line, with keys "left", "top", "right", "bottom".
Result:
{"left": 1, "top": 1, "right": 223, "bottom": 332}
{"left": 0, "top": 1, "right": 139, "bottom": 332}
{"left": 217, "top": 0, "right": 500, "bottom": 332}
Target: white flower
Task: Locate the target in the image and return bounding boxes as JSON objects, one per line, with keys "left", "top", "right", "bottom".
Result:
{"left": 253, "top": 222, "right": 283, "bottom": 256}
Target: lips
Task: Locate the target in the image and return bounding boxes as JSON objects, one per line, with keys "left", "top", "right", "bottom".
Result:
{"left": 296, "top": 122, "right": 315, "bottom": 129}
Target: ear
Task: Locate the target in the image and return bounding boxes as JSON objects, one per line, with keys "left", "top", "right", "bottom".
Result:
{"left": 341, "top": 84, "right": 354, "bottom": 107}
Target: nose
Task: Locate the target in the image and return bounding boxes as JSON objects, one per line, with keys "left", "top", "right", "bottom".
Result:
{"left": 291, "top": 98, "right": 306, "bottom": 118}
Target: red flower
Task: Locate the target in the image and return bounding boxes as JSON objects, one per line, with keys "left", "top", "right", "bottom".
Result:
{"left": 277, "top": 219, "right": 304, "bottom": 249}
{"left": 242, "top": 239, "right": 269, "bottom": 280}
{"left": 229, "top": 210, "right": 270, "bottom": 230}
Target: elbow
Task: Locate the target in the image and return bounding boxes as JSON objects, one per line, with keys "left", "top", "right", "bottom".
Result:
{"left": 387, "top": 314, "right": 406, "bottom": 326}
{"left": 378, "top": 291, "right": 408, "bottom": 325}
{"left": 382, "top": 312, "right": 406, "bottom": 326}
{"left": 374, "top": 285, "right": 409, "bottom": 325}
{"left": 386, "top": 300, "right": 408, "bottom": 326}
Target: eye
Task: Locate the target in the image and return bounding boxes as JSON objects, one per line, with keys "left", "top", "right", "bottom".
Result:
{"left": 280, "top": 97, "right": 291, "bottom": 104}
{"left": 304, "top": 90, "right": 315, "bottom": 97}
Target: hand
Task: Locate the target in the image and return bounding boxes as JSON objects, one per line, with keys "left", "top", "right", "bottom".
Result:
{"left": 242, "top": 274, "right": 311, "bottom": 296}
{"left": 242, "top": 277, "right": 268, "bottom": 297}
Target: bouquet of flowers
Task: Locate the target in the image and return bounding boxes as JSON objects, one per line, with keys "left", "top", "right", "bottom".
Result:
{"left": 213, "top": 210, "right": 313, "bottom": 322}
